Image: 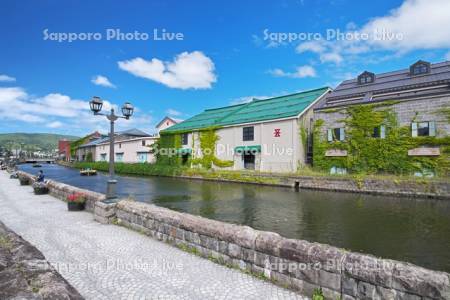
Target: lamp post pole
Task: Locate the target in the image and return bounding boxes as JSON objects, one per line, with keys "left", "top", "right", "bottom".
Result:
{"left": 106, "top": 108, "right": 119, "bottom": 198}
{"left": 89, "top": 97, "right": 134, "bottom": 199}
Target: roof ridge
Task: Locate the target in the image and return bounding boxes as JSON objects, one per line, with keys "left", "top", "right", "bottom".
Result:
{"left": 214, "top": 100, "right": 254, "bottom": 125}
{"left": 253, "top": 87, "right": 329, "bottom": 102}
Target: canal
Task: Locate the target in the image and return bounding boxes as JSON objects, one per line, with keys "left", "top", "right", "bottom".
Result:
{"left": 20, "top": 163, "right": 450, "bottom": 273}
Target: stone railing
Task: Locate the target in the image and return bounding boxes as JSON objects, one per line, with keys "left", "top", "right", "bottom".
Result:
{"left": 16, "top": 171, "right": 105, "bottom": 212}
{"left": 14, "top": 171, "right": 450, "bottom": 299}
{"left": 102, "top": 200, "right": 450, "bottom": 300}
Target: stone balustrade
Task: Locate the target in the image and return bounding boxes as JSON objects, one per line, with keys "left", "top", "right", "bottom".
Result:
{"left": 14, "top": 170, "right": 450, "bottom": 299}
{"left": 112, "top": 200, "right": 450, "bottom": 300}
{"left": 16, "top": 171, "right": 105, "bottom": 211}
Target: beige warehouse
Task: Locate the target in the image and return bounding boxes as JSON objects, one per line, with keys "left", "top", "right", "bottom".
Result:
{"left": 162, "top": 87, "right": 330, "bottom": 172}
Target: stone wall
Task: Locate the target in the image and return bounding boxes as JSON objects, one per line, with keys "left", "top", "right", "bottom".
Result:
{"left": 13, "top": 170, "right": 450, "bottom": 299}
{"left": 179, "top": 173, "right": 450, "bottom": 200}
{"left": 16, "top": 171, "right": 105, "bottom": 212}
{"left": 111, "top": 200, "right": 450, "bottom": 300}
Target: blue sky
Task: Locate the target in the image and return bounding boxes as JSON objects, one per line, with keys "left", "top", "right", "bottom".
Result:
{"left": 1, "top": 0, "right": 449, "bottom": 136}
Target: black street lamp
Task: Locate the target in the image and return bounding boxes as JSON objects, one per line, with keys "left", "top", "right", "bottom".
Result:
{"left": 89, "top": 96, "right": 134, "bottom": 199}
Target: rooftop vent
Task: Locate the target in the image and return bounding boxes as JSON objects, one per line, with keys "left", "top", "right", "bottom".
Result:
{"left": 410, "top": 60, "right": 430, "bottom": 76}
{"left": 357, "top": 71, "right": 375, "bottom": 85}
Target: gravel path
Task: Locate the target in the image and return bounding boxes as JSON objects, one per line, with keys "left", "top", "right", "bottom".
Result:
{"left": 0, "top": 171, "right": 306, "bottom": 300}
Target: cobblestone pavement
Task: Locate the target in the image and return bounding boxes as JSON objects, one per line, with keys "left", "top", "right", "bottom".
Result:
{"left": 0, "top": 171, "right": 306, "bottom": 300}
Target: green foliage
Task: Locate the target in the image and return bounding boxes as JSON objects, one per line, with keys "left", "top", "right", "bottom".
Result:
{"left": 313, "top": 103, "right": 450, "bottom": 176}
{"left": 312, "top": 288, "right": 325, "bottom": 300}
{"left": 154, "top": 133, "right": 182, "bottom": 166}
{"left": 70, "top": 135, "right": 91, "bottom": 157}
{"left": 85, "top": 152, "right": 93, "bottom": 162}
{"left": 73, "top": 161, "right": 186, "bottom": 176}
{"left": 190, "top": 128, "right": 234, "bottom": 169}
{"left": 0, "top": 133, "right": 78, "bottom": 153}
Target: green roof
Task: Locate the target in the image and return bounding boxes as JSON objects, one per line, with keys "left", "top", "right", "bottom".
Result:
{"left": 163, "top": 87, "right": 329, "bottom": 133}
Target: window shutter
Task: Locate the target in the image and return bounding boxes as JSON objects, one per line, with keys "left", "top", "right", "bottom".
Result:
{"left": 340, "top": 128, "right": 345, "bottom": 141}
{"left": 380, "top": 125, "right": 386, "bottom": 139}
{"left": 327, "top": 129, "right": 333, "bottom": 142}
{"left": 411, "top": 122, "right": 418, "bottom": 137}
{"left": 429, "top": 121, "right": 436, "bottom": 136}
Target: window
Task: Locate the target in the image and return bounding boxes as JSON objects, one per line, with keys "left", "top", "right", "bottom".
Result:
{"left": 118, "top": 143, "right": 122, "bottom": 149}
{"left": 100, "top": 153, "right": 107, "bottom": 162}
{"left": 373, "top": 125, "right": 386, "bottom": 139}
{"left": 327, "top": 128, "right": 345, "bottom": 142}
{"left": 357, "top": 71, "right": 375, "bottom": 85}
{"left": 330, "top": 166, "right": 347, "bottom": 175}
{"left": 181, "top": 133, "right": 189, "bottom": 145}
{"left": 412, "top": 121, "right": 435, "bottom": 137}
{"left": 137, "top": 152, "right": 148, "bottom": 163}
{"left": 410, "top": 60, "right": 430, "bottom": 76}
{"left": 115, "top": 152, "right": 124, "bottom": 162}
{"left": 243, "top": 127, "right": 254, "bottom": 141}
{"left": 142, "top": 140, "right": 146, "bottom": 146}
{"left": 412, "top": 64, "right": 428, "bottom": 75}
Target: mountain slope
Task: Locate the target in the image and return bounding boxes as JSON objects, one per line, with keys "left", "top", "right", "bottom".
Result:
{"left": 0, "top": 133, "right": 79, "bottom": 152}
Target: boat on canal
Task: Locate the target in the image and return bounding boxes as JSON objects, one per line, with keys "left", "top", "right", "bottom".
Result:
{"left": 80, "top": 168, "right": 97, "bottom": 176}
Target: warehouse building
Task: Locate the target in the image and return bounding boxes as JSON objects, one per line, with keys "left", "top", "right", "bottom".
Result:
{"left": 162, "top": 87, "right": 330, "bottom": 172}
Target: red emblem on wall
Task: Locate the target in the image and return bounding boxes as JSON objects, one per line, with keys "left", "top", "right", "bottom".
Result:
{"left": 274, "top": 129, "right": 281, "bottom": 137}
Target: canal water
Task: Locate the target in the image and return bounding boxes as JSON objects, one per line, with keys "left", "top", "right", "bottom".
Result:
{"left": 19, "top": 163, "right": 450, "bottom": 273}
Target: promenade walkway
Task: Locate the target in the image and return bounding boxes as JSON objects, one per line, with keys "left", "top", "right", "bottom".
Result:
{"left": 0, "top": 171, "right": 305, "bottom": 300}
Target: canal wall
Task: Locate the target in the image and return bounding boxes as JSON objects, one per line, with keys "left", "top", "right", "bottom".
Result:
{"left": 109, "top": 200, "right": 450, "bottom": 300}
{"left": 16, "top": 171, "right": 105, "bottom": 212}
{"left": 14, "top": 170, "right": 450, "bottom": 299}
{"left": 180, "top": 173, "right": 450, "bottom": 200}
{"left": 59, "top": 161, "right": 450, "bottom": 199}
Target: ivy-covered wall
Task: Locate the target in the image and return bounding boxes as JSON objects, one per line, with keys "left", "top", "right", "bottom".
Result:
{"left": 191, "top": 128, "right": 234, "bottom": 169}
{"left": 152, "top": 133, "right": 181, "bottom": 166}
{"left": 313, "top": 102, "right": 450, "bottom": 176}
{"left": 155, "top": 128, "right": 233, "bottom": 169}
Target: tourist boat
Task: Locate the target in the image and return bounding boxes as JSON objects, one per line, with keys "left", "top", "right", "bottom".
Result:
{"left": 80, "top": 168, "right": 97, "bottom": 176}
{"left": 32, "top": 164, "right": 42, "bottom": 168}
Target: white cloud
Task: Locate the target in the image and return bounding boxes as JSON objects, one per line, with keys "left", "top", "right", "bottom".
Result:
{"left": 91, "top": 75, "right": 116, "bottom": 88}
{"left": 296, "top": 41, "right": 326, "bottom": 54}
{"left": 166, "top": 108, "right": 182, "bottom": 116}
{"left": 47, "top": 121, "right": 63, "bottom": 128}
{"left": 268, "top": 65, "right": 317, "bottom": 78}
{"left": 0, "top": 86, "right": 153, "bottom": 135}
{"left": 320, "top": 52, "right": 343, "bottom": 64}
{"left": 294, "top": 66, "right": 317, "bottom": 78}
{"left": 360, "top": 0, "right": 450, "bottom": 51}
{"left": 0, "top": 74, "right": 16, "bottom": 82}
{"left": 118, "top": 51, "right": 216, "bottom": 90}
{"left": 295, "top": 0, "right": 450, "bottom": 68}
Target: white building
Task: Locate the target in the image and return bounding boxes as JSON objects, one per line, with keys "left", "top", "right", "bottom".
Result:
{"left": 161, "top": 87, "right": 330, "bottom": 172}
{"left": 156, "top": 116, "right": 180, "bottom": 134}
{"left": 93, "top": 129, "right": 156, "bottom": 163}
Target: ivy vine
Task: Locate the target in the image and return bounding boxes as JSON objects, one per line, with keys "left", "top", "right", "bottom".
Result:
{"left": 313, "top": 103, "right": 450, "bottom": 176}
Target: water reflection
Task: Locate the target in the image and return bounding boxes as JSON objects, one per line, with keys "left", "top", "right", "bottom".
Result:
{"left": 19, "top": 163, "right": 450, "bottom": 272}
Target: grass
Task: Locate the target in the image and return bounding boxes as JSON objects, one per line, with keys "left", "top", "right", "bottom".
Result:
{"left": 0, "top": 234, "right": 13, "bottom": 250}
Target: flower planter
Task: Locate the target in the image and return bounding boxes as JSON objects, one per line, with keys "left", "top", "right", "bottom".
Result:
{"left": 32, "top": 182, "right": 48, "bottom": 195}
{"left": 19, "top": 178, "right": 30, "bottom": 185}
{"left": 33, "top": 187, "right": 49, "bottom": 195}
{"left": 68, "top": 202, "right": 85, "bottom": 211}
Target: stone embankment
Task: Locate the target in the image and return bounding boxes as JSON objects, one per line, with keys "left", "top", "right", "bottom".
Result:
{"left": 17, "top": 170, "right": 450, "bottom": 299}
{"left": 0, "top": 221, "right": 83, "bottom": 299}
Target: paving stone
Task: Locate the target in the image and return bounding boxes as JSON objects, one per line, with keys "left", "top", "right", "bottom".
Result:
{"left": 0, "top": 171, "right": 306, "bottom": 300}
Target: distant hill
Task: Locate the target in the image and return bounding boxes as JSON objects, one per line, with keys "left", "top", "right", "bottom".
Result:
{"left": 0, "top": 133, "right": 79, "bottom": 152}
